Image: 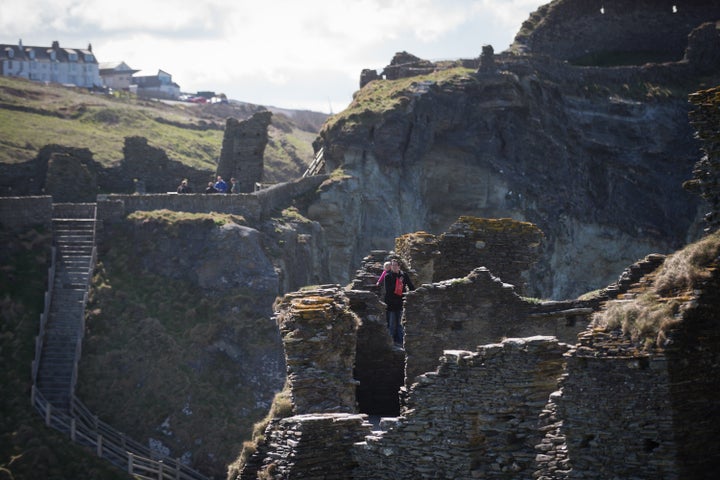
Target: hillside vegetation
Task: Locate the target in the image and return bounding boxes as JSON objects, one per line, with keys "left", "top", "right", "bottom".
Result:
{"left": 0, "top": 226, "right": 130, "bottom": 480}
{"left": 0, "top": 76, "right": 327, "bottom": 182}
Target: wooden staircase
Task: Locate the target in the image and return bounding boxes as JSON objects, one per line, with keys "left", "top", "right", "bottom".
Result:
{"left": 36, "top": 203, "right": 96, "bottom": 412}
{"left": 302, "top": 147, "right": 325, "bottom": 177}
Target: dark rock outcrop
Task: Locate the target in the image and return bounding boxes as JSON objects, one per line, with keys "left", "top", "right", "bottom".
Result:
{"left": 310, "top": 6, "right": 719, "bottom": 298}
{"left": 512, "top": 0, "right": 720, "bottom": 64}
{"left": 685, "top": 86, "right": 720, "bottom": 231}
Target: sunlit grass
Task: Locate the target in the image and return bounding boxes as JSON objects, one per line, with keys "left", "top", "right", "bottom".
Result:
{"left": 592, "top": 231, "right": 720, "bottom": 349}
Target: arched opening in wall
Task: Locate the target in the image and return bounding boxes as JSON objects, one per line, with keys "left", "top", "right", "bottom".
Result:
{"left": 672, "top": 5, "right": 677, "bottom": 13}
{"left": 353, "top": 310, "right": 405, "bottom": 417}
{"left": 600, "top": 6, "right": 605, "bottom": 15}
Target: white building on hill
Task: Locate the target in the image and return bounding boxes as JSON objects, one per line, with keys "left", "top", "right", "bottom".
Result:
{"left": 0, "top": 39, "right": 102, "bottom": 88}
{"left": 98, "top": 61, "right": 139, "bottom": 91}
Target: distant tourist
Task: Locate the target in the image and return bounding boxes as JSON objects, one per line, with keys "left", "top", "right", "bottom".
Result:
{"left": 214, "top": 175, "right": 228, "bottom": 193}
{"left": 382, "top": 258, "right": 415, "bottom": 346}
{"left": 230, "top": 177, "right": 239, "bottom": 194}
{"left": 176, "top": 179, "right": 192, "bottom": 193}
{"left": 205, "top": 181, "right": 218, "bottom": 194}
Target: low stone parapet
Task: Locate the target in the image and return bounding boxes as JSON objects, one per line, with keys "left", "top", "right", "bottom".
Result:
{"left": 0, "top": 195, "right": 53, "bottom": 231}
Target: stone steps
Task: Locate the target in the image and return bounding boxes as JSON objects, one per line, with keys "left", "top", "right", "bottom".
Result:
{"left": 37, "top": 207, "right": 97, "bottom": 412}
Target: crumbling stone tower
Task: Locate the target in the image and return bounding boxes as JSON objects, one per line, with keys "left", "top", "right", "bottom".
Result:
{"left": 216, "top": 111, "right": 272, "bottom": 193}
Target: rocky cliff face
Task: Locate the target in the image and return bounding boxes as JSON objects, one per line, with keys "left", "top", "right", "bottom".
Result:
{"left": 308, "top": 6, "right": 720, "bottom": 299}
{"left": 78, "top": 207, "right": 328, "bottom": 478}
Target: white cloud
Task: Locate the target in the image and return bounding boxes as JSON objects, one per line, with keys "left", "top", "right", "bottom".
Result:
{"left": 1, "top": 0, "right": 547, "bottom": 113}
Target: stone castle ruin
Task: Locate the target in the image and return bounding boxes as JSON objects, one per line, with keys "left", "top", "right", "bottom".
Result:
{"left": 359, "top": 1, "right": 720, "bottom": 89}
{"left": 513, "top": 0, "right": 720, "bottom": 66}
{"left": 216, "top": 111, "right": 272, "bottom": 193}
{"left": 0, "top": 111, "right": 272, "bottom": 199}
{"left": 236, "top": 211, "right": 720, "bottom": 479}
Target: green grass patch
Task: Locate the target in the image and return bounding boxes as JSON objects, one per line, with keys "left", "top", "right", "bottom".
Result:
{"left": 323, "top": 67, "right": 475, "bottom": 132}
{"left": 592, "top": 231, "right": 720, "bottom": 349}
{"left": 127, "top": 209, "right": 246, "bottom": 227}
{"left": 0, "top": 76, "right": 326, "bottom": 183}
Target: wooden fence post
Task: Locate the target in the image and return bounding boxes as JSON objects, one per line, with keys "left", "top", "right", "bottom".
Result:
{"left": 158, "top": 460, "right": 164, "bottom": 480}
{"left": 45, "top": 402, "right": 51, "bottom": 426}
{"left": 96, "top": 434, "right": 103, "bottom": 457}
{"left": 70, "top": 418, "right": 76, "bottom": 442}
{"left": 128, "top": 453, "right": 134, "bottom": 474}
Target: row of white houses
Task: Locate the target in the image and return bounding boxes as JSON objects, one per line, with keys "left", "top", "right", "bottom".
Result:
{"left": 0, "top": 39, "right": 180, "bottom": 99}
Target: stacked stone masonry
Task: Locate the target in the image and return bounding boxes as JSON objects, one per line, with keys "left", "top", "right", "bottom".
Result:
{"left": 274, "top": 286, "right": 360, "bottom": 415}
{"left": 395, "top": 216, "right": 543, "bottom": 294}
{"left": 237, "top": 211, "right": 720, "bottom": 479}
{"left": 242, "top": 414, "right": 372, "bottom": 480}
{"left": 217, "top": 112, "right": 272, "bottom": 193}
{"left": 353, "top": 337, "right": 569, "bottom": 480}
{"left": 0, "top": 196, "right": 52, "bottom": 231}
{"left": 687, "top": 86, "right": 720, "bottom": 231}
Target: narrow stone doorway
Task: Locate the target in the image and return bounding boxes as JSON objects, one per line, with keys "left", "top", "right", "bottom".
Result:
{"left": 354, "top": 316, "right": 405, "bottom": 416}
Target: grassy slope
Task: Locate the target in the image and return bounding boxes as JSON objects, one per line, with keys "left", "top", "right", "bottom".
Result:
{"left": 0, "top": 226, "right": 130, "bottom": 480}
{"left": 0, "top": 76, "right": 326, "bottom": 181}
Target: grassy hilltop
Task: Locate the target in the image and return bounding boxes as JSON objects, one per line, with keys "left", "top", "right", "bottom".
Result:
{"left": 0, "top": 76, "right": 328, "bottom": 183}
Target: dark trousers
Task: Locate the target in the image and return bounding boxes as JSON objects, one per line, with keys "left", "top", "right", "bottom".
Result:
{"left": 387, "top": 308, "right": 403, "bottom": 345}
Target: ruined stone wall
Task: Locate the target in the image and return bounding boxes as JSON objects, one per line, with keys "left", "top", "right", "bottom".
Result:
{"left": 95, "top": 174, "right": 327, "bottom": 226}
{"left": 41, "top": 146, "right": 99, "bottom": 202}
{"left": 274, "top": 287, "right": 360, "bottom": 414}
{"left": 115, "top": 136, "right": 213, "bottom": 194}
{"left": 217, "top": 112, "right": 272, "bottom": 193}
{"left": 394, "top": 217, "right": 543, "bottom": 293}
{"left": 0, "top": 196, "right": 52, "bottom": 231}
{"left": 353, "top": 337, "right": 568, "bottom": 480}
{"left": 539, "top": 332, "right": 678, "bottom": 479}
{"left": 686, "top": 86, "right": 720, "bottom": 232}
{"left": 536, "top": 253, "right": 720, "bottom": 479}
{"left": 403, "top": 267, "right": 536, "bottom": 383}
{"left": 380, "top": 51, "right": 435, "bottom": 82}
{"left": 514, "top": 0, "right": 720, "bottom": 63}
{"left": 239, "top": 414, "right": 372, "bottom": 480}
{"left": 0, "top": 139, "right": 214, "bottom": 201}
{"left": 664, "top": 263, "right": 720, "bottom": 478}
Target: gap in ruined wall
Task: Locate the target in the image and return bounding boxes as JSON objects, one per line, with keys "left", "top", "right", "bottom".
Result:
{"left": 353, "top": 315, "right": 405, "bottom": 417}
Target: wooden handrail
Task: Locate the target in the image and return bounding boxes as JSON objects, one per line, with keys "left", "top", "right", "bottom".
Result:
{"left": 32, "top": 246, "right": 56, "bottom": 385}
{"left": 302, "top": 147, "right": 325, "bottom": 178}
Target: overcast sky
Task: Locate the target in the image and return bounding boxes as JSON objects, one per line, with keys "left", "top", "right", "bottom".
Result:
{"left": 1, "top": 0, "right": 547, "bottom": 113}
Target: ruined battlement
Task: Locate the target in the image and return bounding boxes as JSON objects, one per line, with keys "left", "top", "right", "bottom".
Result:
{"left": 513, "top": 0, "right": 720, "bottom": 65}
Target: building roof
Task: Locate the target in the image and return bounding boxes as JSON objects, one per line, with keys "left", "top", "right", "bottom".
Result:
{"left": 98, "top": 61, "right": 139, "bottom": 74}
{"left": 0, "top": 40, "right": 98, "bottom": 64}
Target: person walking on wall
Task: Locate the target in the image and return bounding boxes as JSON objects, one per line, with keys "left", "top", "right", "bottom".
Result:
{"left": 214, "top": 175, "right": 228, "bottom": 193}
{"left": 177, "top": 179, "right": 192, "bottom": 193}
{"left": 383, "top": 258, "right": 414, "bottom": 346}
